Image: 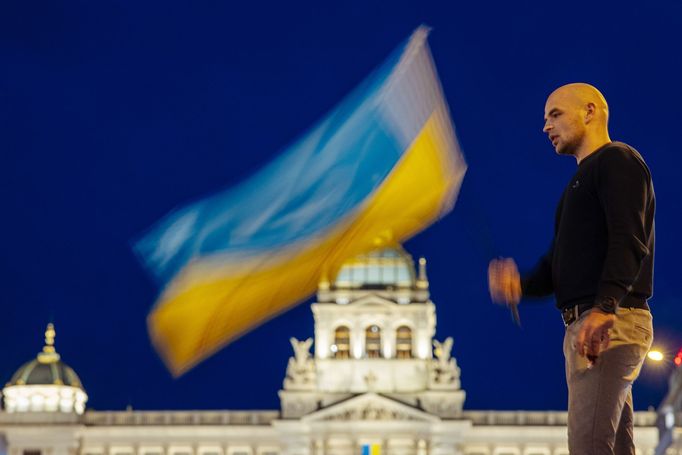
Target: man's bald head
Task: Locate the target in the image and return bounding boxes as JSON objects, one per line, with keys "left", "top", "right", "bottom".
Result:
{"left": 547, "top": 83, "right": 609, "bottom": 125}
{"left": 543, "top": 83, "right": 612, "bottom": 161}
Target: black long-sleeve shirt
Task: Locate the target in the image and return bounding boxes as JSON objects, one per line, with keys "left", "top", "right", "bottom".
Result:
{"left": 521, "top": 142, "right": 655, "bottom": 310}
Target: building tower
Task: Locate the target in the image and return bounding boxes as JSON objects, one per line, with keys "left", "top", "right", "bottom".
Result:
{"left": 279, "top": 246, "right": 465, "bottom": 419}
{"left": 2, "top": 323, "right": 88, "bottom": 414}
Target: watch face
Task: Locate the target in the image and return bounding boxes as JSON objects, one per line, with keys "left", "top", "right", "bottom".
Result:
{"left": 596, "top": 297, "right": 617, "bottom": 313}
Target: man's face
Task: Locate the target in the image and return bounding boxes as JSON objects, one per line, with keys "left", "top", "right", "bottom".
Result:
{"left": 543, "top": 92, "right": 586, "bottom": 156}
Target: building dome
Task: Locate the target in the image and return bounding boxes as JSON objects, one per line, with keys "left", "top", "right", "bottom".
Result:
{"left": 8, "top": 358, "right": 83, "bottom": 389}
{"left": 333, "top": 246, "right": 426, "bottom": 289}
{"left": 2, "top": 323, "right": 88, "bottom": 414}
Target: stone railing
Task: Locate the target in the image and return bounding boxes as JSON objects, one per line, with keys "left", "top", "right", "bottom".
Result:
{"left": 460, "top": 410, "right": 659, "bottom": 427}
{"left": 83, "top": 410, "right": 279, "bottom": 426}
{"left": 0, "top": 410, "right": 279, "bottom": 426}
{"left": 0, "top": 409, "right": 668, "bottom": 427}
{"left": 0, "top": 411, "right": 80, "bottom": 425}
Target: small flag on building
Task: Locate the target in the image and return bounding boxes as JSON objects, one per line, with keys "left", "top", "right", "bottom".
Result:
{"left": 134, "top": 25, "right": 467, "bottom": 376}
{"left": 361, "top": 444, "right": 381, "bottom": 455}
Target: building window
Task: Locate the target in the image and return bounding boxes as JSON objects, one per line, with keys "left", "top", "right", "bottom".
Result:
{"left": 333, "top": 326, "right": 351, "bottom": 359}
{"left": 395, "top": 325, "right": 412, "bottom": 359}
{"left": 365, "top": 325, "right": 382, "bottom": 358}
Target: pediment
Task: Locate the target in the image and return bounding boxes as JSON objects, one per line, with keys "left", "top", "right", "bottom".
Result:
{"left": 301, "top": 393, "right": 439, "bottom": 423}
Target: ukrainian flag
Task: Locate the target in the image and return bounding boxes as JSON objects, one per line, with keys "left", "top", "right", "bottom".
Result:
{"left": 135, "top": 25, "right": 466, "bottom": 375}
{"left": 361, "top": 445, "right": 381, "bottom": 455}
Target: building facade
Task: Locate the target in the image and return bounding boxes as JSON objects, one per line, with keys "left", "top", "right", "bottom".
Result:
{"left": 0, "top": 247, "right": 675, "bottom": 454}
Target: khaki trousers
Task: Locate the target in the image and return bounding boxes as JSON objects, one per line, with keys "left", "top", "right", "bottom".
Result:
{"left": 563, "top": 307, "right": 653, "bottom": 454}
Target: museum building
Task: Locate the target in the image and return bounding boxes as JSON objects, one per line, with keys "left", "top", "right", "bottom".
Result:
{"left": 0, "top": 247, "right": 669, "bottom": 454}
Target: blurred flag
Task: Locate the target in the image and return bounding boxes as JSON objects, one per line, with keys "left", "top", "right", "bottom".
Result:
{"left": 361, "top": 444, "right": 381, "bottom": 455}
{"left": 135, "top": 25, "right": 466, "bottom": 376}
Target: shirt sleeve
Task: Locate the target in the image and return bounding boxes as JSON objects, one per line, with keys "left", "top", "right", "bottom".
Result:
{"left": 521, "top": 242, "right": 555, "bottom": 298}
{"left": 595, "top": 147, "right": 652, "bottom": 305}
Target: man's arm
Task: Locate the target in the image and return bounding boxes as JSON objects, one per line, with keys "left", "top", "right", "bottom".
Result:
{"left": 595, "top": 147, "right": 652, "bottom": 310}
{"left": 575, "top": 148, "right": 652, "bottom": 359}
{"left": 520, "top": 244, "right": 555, "bottom": 298}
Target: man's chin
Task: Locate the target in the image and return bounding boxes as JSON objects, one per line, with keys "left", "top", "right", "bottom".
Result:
{"left": 555, "top": 144, "right": 575, "bottom": 156}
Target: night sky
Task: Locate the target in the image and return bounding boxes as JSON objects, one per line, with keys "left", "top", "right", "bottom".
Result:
{"left": 2, "top": 1, "right": 681, "bottom": 413}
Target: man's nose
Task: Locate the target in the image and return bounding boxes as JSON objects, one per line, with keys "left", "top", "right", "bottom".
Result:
{"left": 542, "top": 122, "right": 552, "bottom": 133}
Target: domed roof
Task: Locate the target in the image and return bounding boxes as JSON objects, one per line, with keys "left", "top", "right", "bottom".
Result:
{"left": 5, "top": 323, "right": 84, "bottom": 389}
{"left": 3, "top": 323, "right": 88, "bottom": 414}
{"left": 8, "top": 358, "right": 83, "bottom": 388}
{"left": 333, "top": 246, "right": 420, "bottom": 289}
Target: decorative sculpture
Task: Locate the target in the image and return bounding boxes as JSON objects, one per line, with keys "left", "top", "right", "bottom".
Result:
{"left": 429, "top": 337, "right": 460, "bottom": 388}
{"left": 284, "top": 337, "right": 316, "bottom": 390}
{"left": 291, "top": 337, "right": 313, "bottom": 367}
{"left": 433, "top": 337, "right": 453, "bottom": 370}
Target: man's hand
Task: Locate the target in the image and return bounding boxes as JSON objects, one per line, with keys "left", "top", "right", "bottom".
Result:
{"left": 488, "top": 258, "right": 522, "bottom": 305}
{"left": 574, "top": 309, "right": 616, "bottom": 360}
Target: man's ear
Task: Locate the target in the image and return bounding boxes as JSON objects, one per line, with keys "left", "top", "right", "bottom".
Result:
{"left": 584, "top": 102, "right": 596, "bottom": 124}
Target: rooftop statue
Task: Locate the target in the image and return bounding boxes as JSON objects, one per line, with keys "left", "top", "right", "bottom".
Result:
{"left": 284, "top": 337, "right": 316, "bottom": 391}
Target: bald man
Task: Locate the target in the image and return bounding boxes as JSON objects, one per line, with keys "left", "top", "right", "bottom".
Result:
{"left": 488, "top": 83, "right": 655, "bottom": 454}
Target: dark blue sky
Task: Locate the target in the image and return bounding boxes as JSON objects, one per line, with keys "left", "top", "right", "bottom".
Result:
{"left": 1, "top": 1, "right": 681, "bottom": 412}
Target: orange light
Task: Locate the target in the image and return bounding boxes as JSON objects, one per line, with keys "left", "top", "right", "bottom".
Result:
{"left": 676, "top": 356, "right": 682, "bottom": 367}
{"left": 648, "top": 350, "right": 664, "bottom": 361}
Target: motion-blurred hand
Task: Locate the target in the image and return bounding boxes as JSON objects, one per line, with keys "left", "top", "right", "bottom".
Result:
{"left": 574, "top": 309, "right": 616, "bottom": 362}
{"left": 488, "top": 258, "right": 522, "bottom": 305}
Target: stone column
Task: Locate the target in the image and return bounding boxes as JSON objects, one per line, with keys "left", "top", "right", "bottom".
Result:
{"left": 428, "top": 439, "right": 455, "bottom": 455}
{"left": 326, "top": 437, "right": 352, "bottom": 455}
{"left": 386, "top": 438, "right": 415, "bottom": 455}
{"left": 352, "top": 323, "right": 364, "bottom": 359}
{"left": 281, "top": 438, "right": 311, "bottom": 455}
{"left": 382, "top": 323, "right": 394, "bottom": 359}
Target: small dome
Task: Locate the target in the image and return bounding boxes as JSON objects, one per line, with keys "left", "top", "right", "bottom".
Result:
{"left": 8, "top": 358, "right": 83, "bottom": 388}
{"left": 3, "top": 323, "right": 88, "bottom": 414}
{"left": 333, "top": 246, "right": 417, "bottom": 289}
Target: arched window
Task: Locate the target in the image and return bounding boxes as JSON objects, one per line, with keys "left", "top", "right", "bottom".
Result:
{"left": 365, "top": 325, "right": 382, "bottom": 358}
{"left": 333, "top": 326, "right": 350, "bottom": 359}
{"left": 395, "top": 325, "right": 413, "bottom": 359}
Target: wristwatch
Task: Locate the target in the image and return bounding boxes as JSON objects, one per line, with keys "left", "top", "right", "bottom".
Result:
{"left": 594, "top": 296, "right": 618, "bottom": 314}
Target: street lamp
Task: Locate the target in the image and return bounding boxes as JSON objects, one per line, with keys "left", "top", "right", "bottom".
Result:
{"left": 648, "top": 349, "right": 665, "bottom": 362}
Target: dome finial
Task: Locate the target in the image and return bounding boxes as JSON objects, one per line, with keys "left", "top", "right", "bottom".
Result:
{"left": 37, "top": 323, "right": 60, "bottom": 364}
